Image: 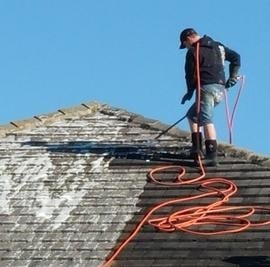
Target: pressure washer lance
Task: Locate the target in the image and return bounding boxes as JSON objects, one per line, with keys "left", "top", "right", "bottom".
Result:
{"left": 154, "top": 114, "right": 226, "bottom": 159}
{"left": 155, "top": 114, "right": 187, "bottom": 140}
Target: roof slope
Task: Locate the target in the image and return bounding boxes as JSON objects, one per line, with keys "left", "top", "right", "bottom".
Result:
{"left": 0, "top": 102, "right": 269, "bottom": 267}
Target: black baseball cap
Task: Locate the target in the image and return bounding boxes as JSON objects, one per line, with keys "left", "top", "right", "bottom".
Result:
{"left": 179, "top": 28, "right": 197, "bottom": 49}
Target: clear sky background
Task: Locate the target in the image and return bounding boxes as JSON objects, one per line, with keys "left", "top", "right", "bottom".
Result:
{"left": 0, "top": 1, "right": 269, "bottom": 156}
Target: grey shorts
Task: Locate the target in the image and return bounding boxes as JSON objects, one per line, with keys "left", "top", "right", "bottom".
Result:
{"left": 187, "top": 83, "right": 225, "bottom": 126}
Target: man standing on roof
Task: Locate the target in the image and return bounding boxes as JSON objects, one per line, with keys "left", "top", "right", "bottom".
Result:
{"left": 179, "top": 28, "right": 241, "bottom": 166}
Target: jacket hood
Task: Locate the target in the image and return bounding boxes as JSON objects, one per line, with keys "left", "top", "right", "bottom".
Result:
{"left": 195, "top": 35, "right": 215, "bottom": 48}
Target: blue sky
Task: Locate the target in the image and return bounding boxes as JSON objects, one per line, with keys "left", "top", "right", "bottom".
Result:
{"left": 0, "top": 1, "right": 269, "bottom": 156}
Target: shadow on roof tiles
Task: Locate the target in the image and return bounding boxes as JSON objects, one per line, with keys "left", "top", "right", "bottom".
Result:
{"left": 224, "top": 256, "right": 270, "bottom": 267}
{"left": 22, "top": 141, "right": 197, "bottom": 165}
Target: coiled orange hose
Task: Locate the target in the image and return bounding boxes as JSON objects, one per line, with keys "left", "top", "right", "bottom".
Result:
{"left": 100, "top": 157, "right": 270, "bottom": 267}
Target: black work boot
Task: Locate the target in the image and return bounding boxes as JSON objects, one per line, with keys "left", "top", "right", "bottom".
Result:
{"left": 190, "top": 132, "right": 203, "bottom": 160}
{"left": 205, "top": 139, "right": 218, "bottom": 166}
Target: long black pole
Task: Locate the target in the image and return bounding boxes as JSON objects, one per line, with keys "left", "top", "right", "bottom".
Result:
{"left": 155, "top": 114, "right": 187, "bottom": 140}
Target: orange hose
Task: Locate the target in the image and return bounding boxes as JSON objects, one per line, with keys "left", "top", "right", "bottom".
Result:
{"left": 224, "top": 75, "right": 245, "bottom": 144}
{"left": 100, "top": 158, "right": 270, "bottom": 267}
{"left": 147, "top": 163, "right": 270, "bottom": 235}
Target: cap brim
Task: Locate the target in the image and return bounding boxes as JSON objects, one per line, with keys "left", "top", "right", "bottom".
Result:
{"left": 179, "top": 43, "right": 185, "bottom": 49}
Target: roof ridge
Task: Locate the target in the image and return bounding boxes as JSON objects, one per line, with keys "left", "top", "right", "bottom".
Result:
{"left": 0, "top": 101, "right": 103, "bottom": 137}
{"left": 219, "top": 143, "right": 270, "bottom": 167}
{"left": 0, "top": 101, "right": 189, "bottom": 139}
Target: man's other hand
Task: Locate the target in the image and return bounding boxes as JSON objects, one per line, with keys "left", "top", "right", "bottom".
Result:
{"left": 181, "top": 92, "right": 193, "bottom": 104}
{"left": 225, "top": 77, "right": 238, "bottom": 88}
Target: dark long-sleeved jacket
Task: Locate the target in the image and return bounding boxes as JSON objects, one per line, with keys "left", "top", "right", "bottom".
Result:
{"left": 185, "top": 35, "right": 240, "bottom": 93}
